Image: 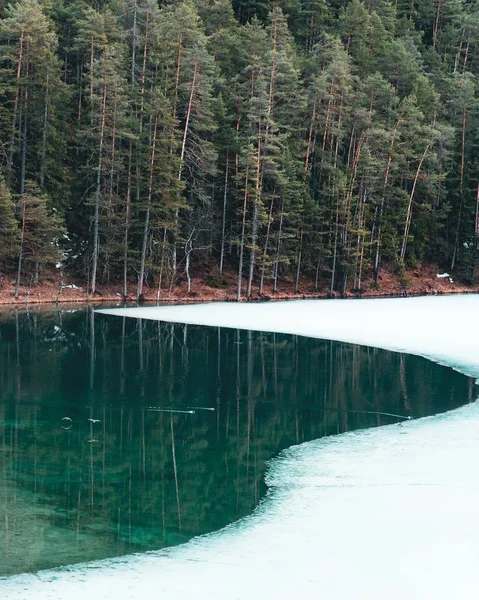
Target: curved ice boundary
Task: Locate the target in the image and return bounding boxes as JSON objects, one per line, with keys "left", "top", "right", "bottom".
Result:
{"left": 2, "top": 295, "right": 479, "bottom": 599}
{"left": 97, "top": 295, "right": 479, "bottom": 378}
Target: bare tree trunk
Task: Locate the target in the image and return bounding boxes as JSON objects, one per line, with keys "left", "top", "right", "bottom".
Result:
{"left": 454, "top": 34, "right": 464, "bottom": 74}
{"left": 237, "top": 163, "right": 249, "bottom": 301}
{"left": 400, "top": 142, "right": 431, "bottom": 262}
{"left": 219, "top": 153, "right": 229, "bottom": 274}
{"left": 19, "top": 57, "right": 29, "bottom": 203}
{"left": 14, "top": 51, "right": 30, "bottom": 299}
{"left": 273, "top": 198, "right": 284, "bottom": 293}
{"left": 330, "top": 201, "right": 340, "bottom": 296}
{"left": 338, "top": 133, "right": 364, "bottom": 294}
{"left": 7, "top": 30, "right": 24, "bottom": 188}
{"left": 184, "top": 228, "right": 195, "bottom": 294}
{"left": 89, "top": 35, "right": 95, "bottom": 126}
{"left": 104, "top": 91, "right": 119, "bottom": 284}
{"left": 172, "top": 33, "right": 183, "bottom": 121}
{"left": 295, "top": 219, "right": 304, "bottom": 294}
{"left": 173, "top": 57, "right": 198, "bottom": 278}
{"left": 259, "top": 192, "right": 275, "bottom": 295}
{"left": 39, "top": 73, "right": 49, "bottom": 188}
{"left": 156, "top": 228, "right": 168, "bottom": 302}
{"left": 14, "top": 192, "right": 26, "bottom": 299}
{"left": 374, "top": 119, "right": 401, "bottom": 282}
{"left": 56, "top": 267, "right": 64, "bottom": 303}
{"left": 247, "top": 129, "right": 262, "bottom": 298}
{"left": 432, "top": 0, "right": 442, "bottom": 49}
{"left": 304, "top": 92, "right": 317, "bottom": 174}
{"left": 462, "top": 39, "right": 470, "bottom": 73}
{"left": 354, "top": 187, "right": 366, "bottom": 291}
{"left": 247, "top": 202, "right": 259, "bottom": 298}
{"left": 451, "top": 105, "right": 467, "bottom": 270}
{"left": 90, "top": 80, "right": 108, "bottom": 297}
{"left": 123, "top": 145, "right": 132, "bottom": 300}
{"left": 137, "top": 113, "right": 159, "bottom": 299}
{"left": 130, "top": 0, "right": 138, "bottom": 85}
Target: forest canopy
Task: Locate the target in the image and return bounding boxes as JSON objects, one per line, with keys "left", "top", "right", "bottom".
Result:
{"left": 1, "top": 0, "right": 478, "bottom": 298}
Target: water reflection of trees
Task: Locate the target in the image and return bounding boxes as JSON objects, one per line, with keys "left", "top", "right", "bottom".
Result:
{"left": 0, "top": 308, "right": 473, "bottom": 575}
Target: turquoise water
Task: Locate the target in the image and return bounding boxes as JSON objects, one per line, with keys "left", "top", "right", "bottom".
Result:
{"left": 0, "top": 307, "right": 473, "bottom": 576}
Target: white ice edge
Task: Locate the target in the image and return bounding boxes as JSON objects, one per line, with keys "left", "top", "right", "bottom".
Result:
{"left": 2, "top": 295, "right": 479, "bottom": 599}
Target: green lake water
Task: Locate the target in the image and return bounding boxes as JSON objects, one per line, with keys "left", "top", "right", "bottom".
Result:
{"left": 0, "top": 307, "right": 474, "bottom": 576}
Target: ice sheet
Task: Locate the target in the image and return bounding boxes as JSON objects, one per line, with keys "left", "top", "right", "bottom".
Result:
{"left": 2, "top": 295, "right": 479, "bottom": 599}
{"left": 99, "top": 295, "right": 479, "bottom": 377}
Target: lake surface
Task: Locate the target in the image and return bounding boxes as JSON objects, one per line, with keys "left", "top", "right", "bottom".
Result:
{"left": 0, "top": 307, "right": 474, "bottom": 577}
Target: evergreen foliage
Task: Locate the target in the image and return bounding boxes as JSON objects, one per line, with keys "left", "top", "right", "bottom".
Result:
{"left": 0, "top": 0, "right": 478, "bottom": 295}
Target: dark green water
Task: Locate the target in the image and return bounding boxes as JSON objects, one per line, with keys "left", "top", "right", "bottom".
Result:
{"left": 0, "top": 307, "right": 474, "bottom": 577}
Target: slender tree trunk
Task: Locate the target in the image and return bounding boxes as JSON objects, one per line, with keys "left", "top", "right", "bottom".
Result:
{"left": 339, "top": 133, "right": 364, "bottom": 294}
{"left": 259, "top": 191, "right": 275, "bottom": 295}
{"left": 322, "top": 82, "right": 335, "bottom": 152}
{"left": 374, "top": 119, "right": 401, "bottom": 282}
{"left": 156, "top": 228, "right": 168, "bottom": 302}
{"left": 185, "top": 241, "right": 192, "bottom": 293}
{"left": 432, "top": 0, "right": 442, "bottom": 49}
{"left": 219, "top": 153, "right": 229, "bottom": 274}
{"left": 7, "top": 30, "right": 24, "bottom": 187}
{"left": 104, "top": 92, "right": 119, "bottom": 283}
{"left": 137, "top": 114, "right": 159, "bottom": 299}
{"left": 247, "top": 200, "right": 259, "bottom": 297}
{"left": 131, "top": 0, "right": 138, "bottom": 85}
{"left": 40, "top": 73, "right": 49, "bottom": 188}
{"left": 305, "top": 93, "right": 317, "bottom": 174}
{"left": 91, "top": 81, "right": 108, "bottom": 296}
{"left": 122, "top": 0, "right": 140, "bottom": 298}
{"left": 330, "top": 200, "right": 340, "bottom": 296}
{"left": 454, "top": 35, "right": 464, "bottom": 74}
{"left": 123, "top": 145, "right": 133, "bottom": 300}
{"left": 14, "top": 49, "right": 30, "bottom": 299}
{"left": 451, "top": 105, "right": 467, "bottom": 270}
{"left": 400, "top": 142, "right": 431, "bottom": 262}
{"left": 19, "top": 90, "right": 28, "bottom": 202}
{"left": 462, "top": 39, "right": 470, "bottom": 72}
{"left": 354, "top": 187, "right": 366, "bottom": 291}
{"left": 237, "top": 162, "right": 249, "bottom": 301}
{"left": 173, "top": 57, "right": 198, "bottom": 278}
{"left": 295, "top": 218, "right": 304, "bottom": 294}
{"left": 273, "top": 198, "right": 284, "bottom": 293}
{"left": 247, "top": 128, "right": 262, "bottom": 298}
{"left": 14, "top": 192, "right": 27, "bottom": 299}
{"left": 172, "top": 33, "right": 183, "bottom": 121}
{"left": 89, "top": 36, "right": 95, "bottom": 127}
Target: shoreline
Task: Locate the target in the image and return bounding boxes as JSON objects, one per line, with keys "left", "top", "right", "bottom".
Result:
{"left": 0, "top": 287, "right": 478, "bottom": 308}
{"left": 0, "top": 264, "right": 478, "bottom": 307}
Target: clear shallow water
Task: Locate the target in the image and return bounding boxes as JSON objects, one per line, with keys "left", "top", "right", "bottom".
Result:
{"left": 0, "top": 307, "right": 474, "bottom": 577}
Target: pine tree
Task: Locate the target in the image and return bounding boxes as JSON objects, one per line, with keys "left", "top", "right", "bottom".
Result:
{"left": 154, "top": 0, "right": 217, "bottom": 283}
{"left": 75, "top": 8, "right": 129, "bottom": 295}
{"left": 0, "top": 0, "right": 65, "bottom": 199}
{"left": 14, "top": 181, "right": 65, "bottom": 296}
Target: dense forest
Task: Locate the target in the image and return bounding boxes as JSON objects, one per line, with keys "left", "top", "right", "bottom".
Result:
{"left": 0, "top": 0, "right": 479, "bottom": 300}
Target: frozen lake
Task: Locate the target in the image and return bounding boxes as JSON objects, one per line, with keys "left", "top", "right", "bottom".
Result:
{"left": 1, "top": 295, "right": 479, "bottom": 598}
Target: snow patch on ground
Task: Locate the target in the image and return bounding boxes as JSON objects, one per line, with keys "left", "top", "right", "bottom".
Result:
{"left": 2, "top": 295, "right": 479, "bottom": 599}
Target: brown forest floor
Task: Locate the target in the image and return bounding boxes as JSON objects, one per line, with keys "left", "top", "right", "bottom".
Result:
{"left": 0, "top": 262, "right": 477, "bottom": 306}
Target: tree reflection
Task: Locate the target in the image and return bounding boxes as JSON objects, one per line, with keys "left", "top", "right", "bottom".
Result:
{"left": 0, "top": 307, "right": 473, "bottom": 576}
